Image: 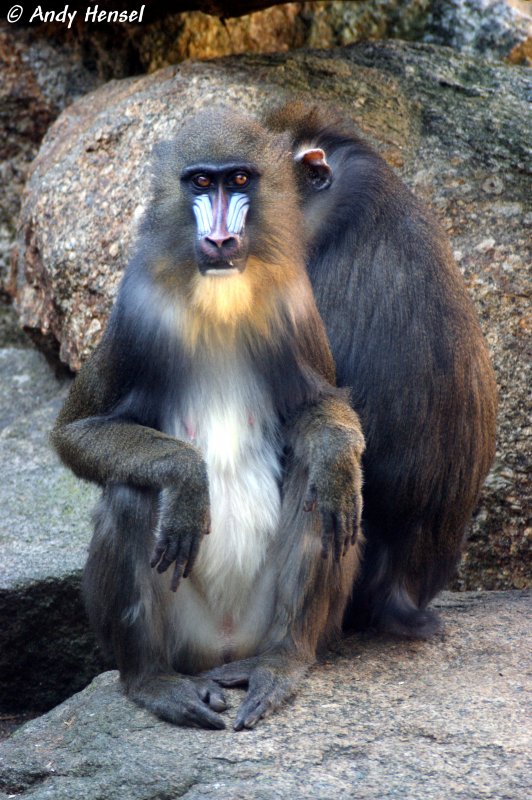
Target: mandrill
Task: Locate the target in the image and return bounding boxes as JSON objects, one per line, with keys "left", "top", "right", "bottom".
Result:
{"left": 52, "top": 107, "right": 366, "bottom": 730}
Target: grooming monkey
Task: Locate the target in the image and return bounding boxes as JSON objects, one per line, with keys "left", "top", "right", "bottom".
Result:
{"left": 52, "top": 108, "right": 365, "bottom": 730}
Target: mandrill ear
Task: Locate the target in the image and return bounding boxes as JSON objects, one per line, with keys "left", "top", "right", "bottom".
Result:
{"left": 294, "top": 147, "right": 333, "bottom": 191}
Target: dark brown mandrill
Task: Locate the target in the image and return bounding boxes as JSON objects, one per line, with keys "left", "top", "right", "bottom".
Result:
{"left": 266, "top": 102, "right": 497, "bottom": 637}
{"left": 52, "top": 108, "right": 366, "bottom": 730}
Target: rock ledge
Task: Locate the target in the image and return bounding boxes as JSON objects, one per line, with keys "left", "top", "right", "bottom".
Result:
{"left": 0, "top": 591, "right": 529, "bottom": 800}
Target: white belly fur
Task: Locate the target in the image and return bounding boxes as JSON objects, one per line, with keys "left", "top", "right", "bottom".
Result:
{"left": 167, "top": 354, "right": 282, "bottom": 666}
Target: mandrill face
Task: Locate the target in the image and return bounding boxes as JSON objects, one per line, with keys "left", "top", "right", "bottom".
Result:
{"left": 180, "top": 160, "right": 257, "bottom": 276}
{"left": 146, "top": 107, "right": 330, "bottom": 347}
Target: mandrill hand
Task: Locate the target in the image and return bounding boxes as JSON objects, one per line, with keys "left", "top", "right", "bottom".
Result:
{"left": 300, "top": 400, "right": 365, "bottom": 562}
{"left": 150, "top": 455, "right": 210, "bottom": 591}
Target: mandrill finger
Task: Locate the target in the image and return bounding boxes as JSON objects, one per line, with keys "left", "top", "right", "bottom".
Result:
{"left": 206, "top": 689, "right": 227, "bottom": 713}
{"left": 332, "top": 513, "right": 343, "bottom": 562}
{"left": 342, "top": 513, "right": 352, "bottom": 555}
{"left": 156, "top": 550, "right": 176, "bottom": 574}
{"left": 183, "top": 703, "right": 226, "bottom": 730}
{"left": 150, "top": 540, "right": 167, "bottom": 569}
{"left": 303, "top": 484, "right": 318, "bottom": 513}
{"left": 170, "top": 558, "right": 187, "bottom": 592}
{"left": 351, "top": 503, "right": 361, "bottom": 544}
{"left": 154, "top": 531, "right": 180, "bottom": 573}
{"left": 234, "top": 696, "right": 267, "bottom": 731}
{"left": 198, "top": 682, "right": 227, "bottom": 712}
{"left": 205, "top": 659, "right": 255, "bottom": 687}
{"left": 183, "top": 530, "right": 203, "bottom": 579}
{"left": 319, "top": 510, "right": 334, "bottom": 559}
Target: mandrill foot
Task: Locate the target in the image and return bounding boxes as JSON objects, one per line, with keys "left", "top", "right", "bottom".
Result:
{"left": 378, "top": 602, "right": 444, "bottom": 639}
{"left": 206, "top": 653, "right": 308, "bottom": 730}
{"left": 127, "top": 673, "right": 227, "bottom": 729}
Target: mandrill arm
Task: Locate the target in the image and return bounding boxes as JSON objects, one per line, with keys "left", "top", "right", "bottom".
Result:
{"left": 51, "top": 342, "right": 210, "bottom": 590}
{"left": 289, "top": 394, "right": 366, "bottom": 563}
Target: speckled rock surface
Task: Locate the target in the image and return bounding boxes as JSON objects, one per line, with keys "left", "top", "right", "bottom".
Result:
{"left": 0, "top": 591, "right": 529, "bottom": 799}
{"left": 0, "top": 348, "right": 101, "bottom": 712}
{"left": 0, "top": 347, "right": 62, "bottom": 430}
{"left": 11, "top": 41, "right": 531, "bottom": 590}
{"left": 3, "top": 1, "right": 529, "bottom": 292}
{"left": 0, "top": 2, "right": 431, "bottom": 294}
{"left": 0, "top": 22, "right": 109, "bottom": 295}
{"left": 0, "top": 299, "right": 29, "bottom": 347}
{"left": 423, "top": 0, "right": 532, "bottom": 63}
{"left": 0, "top": 346, "right": 94, "bottom": 590}
{"left": 134, "top": 1, "right": 432, "bottom": 71}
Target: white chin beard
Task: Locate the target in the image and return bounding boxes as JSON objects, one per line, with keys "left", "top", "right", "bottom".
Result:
{"left": 204, "top": 267, "right": 239, "bottom": 277}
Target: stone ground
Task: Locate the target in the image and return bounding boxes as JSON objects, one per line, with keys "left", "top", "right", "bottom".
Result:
{"left": 0, "top": 308, "right": 103, "bottom": 718}
{"left": 0, "top": 591, "right": 530, "bottom": 800}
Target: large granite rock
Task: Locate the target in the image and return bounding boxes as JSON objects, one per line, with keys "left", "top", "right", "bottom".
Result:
{"left": 0, "top": 591, "right": 529, "bottom": 799}
{"left": 0, "top": 22, "right": 112, "bottom": 296}
{"left": 423, "top": 0, "right": 531, "bottom": 62}
{"left": 0, "top": 347, "right": 101, "bottom": 713}
{"left": 10, "top": 41, "right": 531, "bottom": 590}
{"left": 0, "top": 2, "right": 429, "bottom": 293}
{"left": 3, "top": 1, "right": 528, "bottom": 291}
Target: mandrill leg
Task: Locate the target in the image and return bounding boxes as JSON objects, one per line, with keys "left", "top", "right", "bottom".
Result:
{"left": 85, "top": 485, "right": 228, "bottom": 729}
{"left": 207, "top": 400, "right": 364, "bottom": 730}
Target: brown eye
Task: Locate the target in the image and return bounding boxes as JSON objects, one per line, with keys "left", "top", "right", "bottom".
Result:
{"left": 192, "top": 174, "right": 211, "bottom": 189}
{"left": 232, "top": 173, "right": 249, "bottom": 188}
